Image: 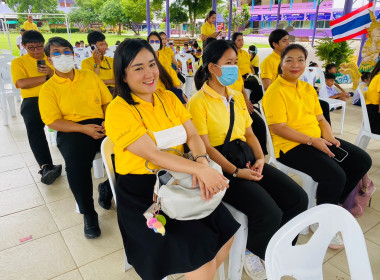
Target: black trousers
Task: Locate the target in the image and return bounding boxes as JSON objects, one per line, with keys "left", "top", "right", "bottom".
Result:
{"left": 57, "top": 118, "right": 105, "bottom": 214}
{"left": 278, "top": 139, "right": 372, "bottom": 205}
{"left": 319, "top": 99, "right": 331, "bottom": 125}
{"left": 223, "top": 164, "right": 308, "bottom": 259}
{"left": 367, "top": 104, "right": 380, "bottom": 134}
{"left": 251, "top": 109, "right": 268, "bottom": 155}
{"left": 20, "top": 97, "right": 53, "bottom": 167}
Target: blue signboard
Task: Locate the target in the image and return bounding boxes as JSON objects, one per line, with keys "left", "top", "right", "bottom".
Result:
{"left": 306, "top": 12, "right": 331, "bottom": 21}
{"left": 283, "top": 13, "right": 305, "bottom": 21}
{"left": 263, "top": 14, "right": 281, "bottom": 21}
{"left": 249, "top": 15, "right": 262, "bottom": 21}
{"left": 332, "top": 12, "right": 343, "bottom": 20}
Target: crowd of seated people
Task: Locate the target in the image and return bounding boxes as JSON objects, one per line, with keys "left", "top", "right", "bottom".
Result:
{"left": 8, "top": 20, "right": 374, "bottom": 280}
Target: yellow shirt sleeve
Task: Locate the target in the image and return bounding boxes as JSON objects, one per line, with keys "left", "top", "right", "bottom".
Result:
{"left": 186, "top": 95, "right": 208, "bottom": 135}
{"left": 260, "top": 57, "right": 273, "bottom": 81}
{"left": 105, "top": 99, "right": 147, "bottom": 152}
{"left": 81, "top": 58, "right": 93, "bottom": 71}
{"left": 263, "top": 91, "right": 287, "bottom": 125}
{"left": 39, "top": 83, "right": 63, "bottom": 125}
{"left": 11, "top": 58, "right": 27, "bottom": 88}
{"left": 92, "top": 71, "right": 113, "bottom": 105}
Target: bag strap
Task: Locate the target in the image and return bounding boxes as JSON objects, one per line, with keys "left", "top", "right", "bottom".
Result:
{"left": 222, "top": 98, "right": 235, "bottom": 154}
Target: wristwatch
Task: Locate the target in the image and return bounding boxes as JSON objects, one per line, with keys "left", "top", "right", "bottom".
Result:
{"left": 232, "top": 168, "right": 239, "bottom": 178}
{"left": 94, "top": 63, "right": 99, "bottom": 68}
{"left": 307, "top": 137, "right": 313, "bottom": 146}
{"left": 194, "top": 154, "right": 211, "bottom": 163}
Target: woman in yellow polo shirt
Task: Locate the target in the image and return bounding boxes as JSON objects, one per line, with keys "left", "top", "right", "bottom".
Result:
{"left": 232, "top": 32, "right": 263, "bottom": 104}
{"left": 262, "top": 44, "right": 372, "bottom": 249}
{"left": 201, "top": 10, "right": 220, "bottom": 41}
{"left": 189, "top": 40, "right": 308, "bottom": 277}
{"left": 148, "top": 32, "right": 188, "bottom": 104}
{"left": 39, "top": 37, "right": 113, "bottom": 239}
{"left": 365, "top": 60, "right": 380, "bottom": 133}
{"left": 104, "top": 39, "right": 239, "bottom": 280}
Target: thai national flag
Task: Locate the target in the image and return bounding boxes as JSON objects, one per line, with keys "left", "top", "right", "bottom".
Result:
{"left": 330, "top": 2, "right": 373, "bottom": 43}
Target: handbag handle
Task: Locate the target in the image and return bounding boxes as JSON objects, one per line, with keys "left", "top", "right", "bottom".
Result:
{"left": 222, "top": 98, "right": 235, "bottom": 155}
{"left": 145, "top": 148, "right": 185, "bottom": 173}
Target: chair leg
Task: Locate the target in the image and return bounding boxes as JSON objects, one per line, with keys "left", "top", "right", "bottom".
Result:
{"left": 93, "top": 157, "right": 104, "bottom": 178}
{"left": 6, "top": 95, "right": 16, "bottom": 117}
{"left": 218, "top": 262, "right": 225, "bottom": 280}
{"left": 358, "top": 135, "right": 371, "bottom": 150}
{"left": 339, "top": 104, "right": 346, "bottom": 135}
{"left": 227, "top": 224, "right": 248, "bottom": 280}
{"left": 0, "top": 93, "right": 9, "bottom": 125}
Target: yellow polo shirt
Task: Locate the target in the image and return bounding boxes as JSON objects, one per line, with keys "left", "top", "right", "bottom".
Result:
{"left": 39, "top": 69, "right": 112, "bottom": 125}
{"left": 22, "top": 21, "right": 38, "bottom": 31}
{"left": 157, "top": 51, "right": 181, "bottom": 87}
{"left": 260, "top": 51, "right": 281, "bottom": 83}
{"left": 237, "top": 49, "right": 252, "bottom": 76}
{"left": 365, "top": 73, "right": 380, "bottom": 105}
{"left": 160, "top": 46, "right": 175, "bottom": 63}
{"left": 187, "top": 83, "right": 252, "bottom": 147}
{"left": 201, "top": 21, "right": 216, "bottom": 37}
{"left": 11, "top": 53, "right": 53, "bottom": 99}
{"left": 250, "top": 55, "right": 259, "bottom": 68}
{"left": 262, "top": 76, "right": 323, "bottom": 158}
{"left": 81, "top": 55, "right": 115, "bottom": 87}
{"left": 105, "top": 89, "right": 192, "bottom": 175}
{"left": 229, "top": 69, "right": 244, "bottom": 92}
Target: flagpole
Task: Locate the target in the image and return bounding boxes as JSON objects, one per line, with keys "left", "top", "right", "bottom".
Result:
{"left": 276, "top": 0, "right": 282, "bottom": 29}
{"left": 311, "top": 0, "right": 321, "bottom": 47}
{"left": 357, "top": 0, "right": 374, "bottom": 67}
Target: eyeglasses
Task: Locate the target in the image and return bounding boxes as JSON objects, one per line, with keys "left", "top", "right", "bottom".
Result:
{"left": 52, "top": 51, "right": 73, "bottom": 57}
{"left": 26, "top": 45, "right": 44, "bottom": 51}
{"left": 149, "top": 40, "right": 160, "bottom": 44}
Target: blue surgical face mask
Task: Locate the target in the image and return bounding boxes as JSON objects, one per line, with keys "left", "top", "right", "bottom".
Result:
{"left": 215, "top": 64, "right": 239, "bottom": 86}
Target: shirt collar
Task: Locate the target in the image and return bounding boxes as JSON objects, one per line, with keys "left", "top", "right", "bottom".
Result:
{"left": 201, "top": 82, "right": 234, "bottom": 101}
{"left": 51, "top": 69, "right": 79, "bottom": 84}
{"left": 277, "top": 75, "right": 302, "bottom": 90}
{"left": 271, "top": 51, "right": 281, "bottom": 60}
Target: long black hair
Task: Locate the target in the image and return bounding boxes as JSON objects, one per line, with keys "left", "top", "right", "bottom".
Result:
{"left": 278, "top": 44, "right": 308, "bottom": 75}
{"left": 370, "top": 60, "right": 380, "bottom": 81}
{"left": 205, "top": 10, "right": 216, "bottom": 23}
{"left": 147, "top": 31, "right": 163, "bottom": 50}
{"left": 194, "top": 40, "right": 237, "bottom": 90}
{"left": 113, "top": 39, "right": 173, "bottom": 104}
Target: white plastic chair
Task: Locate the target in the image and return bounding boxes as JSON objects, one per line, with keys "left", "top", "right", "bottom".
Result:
{"left": 303, "top": 67, "right": 346, "bottom": 135}
{"left": 354, "top": 86, "right": 380, "bottom": 150}
{"left": 0, "top": 65, "right": 21, "bottom": 125}
{"left": 175, "top": 53, "right": 195, "bottom": 98}
{"left": 105, "top": 45, "right": 117, "bottom": 58}
{"left": 259, "top": 102, "right": 318, "bottom": 211}
{"left": 218, "top": 203, "right": 248, "bottom": 280}
{"left": 265, "top": 204, "right": 373, "bottom": 280}
{"left": 100, "top": 137, "right": 167, "bottom": 279}
{"left": 73, "top": 47, "right": 91, "bottom": 70}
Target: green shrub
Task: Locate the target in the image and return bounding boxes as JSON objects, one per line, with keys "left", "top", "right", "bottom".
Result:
{"left": 52, "top": 27, "right": 80, "bottom": 33}
{"left": 315, "top": 36, "right": 354, "bottom": 69}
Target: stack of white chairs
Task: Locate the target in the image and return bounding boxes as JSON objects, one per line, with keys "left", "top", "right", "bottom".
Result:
{"left": 302, "top": 67, "right": 346, "bottom": 134}
{"left": 105, "top": 45, "right": 117, "bottom": 58}
{"left": 175, "top": 53, "right": 195, "bottom": 98}
{"left": 73, "top": 47, "right": 92, "bottom": 70}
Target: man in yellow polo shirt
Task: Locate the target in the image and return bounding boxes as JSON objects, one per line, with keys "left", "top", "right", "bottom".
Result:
{"left": 22, "top": 15, "right": 38, "bottom": 31}
{"left": 260, "top": 29, "right": 289, "bottom": 91}
{"left": 11, "top": 30, "right": 62, "bottom": 185}
{"left": 39, "top": 37, "right": 113, "bottom": 239}
{"left": 81, "top": 31, "right": 115, "bottom": 92}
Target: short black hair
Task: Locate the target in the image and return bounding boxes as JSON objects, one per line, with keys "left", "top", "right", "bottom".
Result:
{"left": 269, "top": 29, "right": 289, "bottom": 49}
{"left": 325, "top": 72, "right": 336, "bottom": 81}
{"left": 44, "top": 37, "right": 74, "bottom": 57}
{"left": 80, "top": 40, "right": 84, "bottom": 43}
{"left": 87, "top": 31, "right": 106, "bottom": 46}
{"left": 159, "top": 31, "right": 166, "bottom": 36}
{"left": 205, "top": 10, "right": 216, "bottom": 22}
{"left": 192, "top": 41, "right": 198, "bottom": 48}
{"left": 75, "top": 41, "right": 80, "bottom": 45}
{"left": 231, "top": 32, "right": 243, "bottom": 43}
{"left": 361, "top": 72, "right": 370, "bottom": 81}
{"left": 147, "top": 31, "right": 163, "bottom": 50}
{"left": 184, "top": 43, "right": 188, "bottom": 47}
{"left": 309, "top": 61, "right": 318, "bottom": 67}
{"left": 22, "top": 30, "right": 45, "bottom": 45}
{"left": 20, "top": 28, "right": 26, "bottom": 32}
{"left": 325, "top": 63, "right": 336, "bottom": 73}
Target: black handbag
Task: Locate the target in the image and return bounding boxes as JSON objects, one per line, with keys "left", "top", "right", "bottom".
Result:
{"left": 214, "top": 98, "right": 255, "bottom": 169}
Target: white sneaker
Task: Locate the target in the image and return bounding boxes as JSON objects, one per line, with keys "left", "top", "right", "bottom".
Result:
{"left": 309, "top": 223, "right": 344, "bottom": 250}
{"left": 243, "top": 251, "right": 267, "bottom": 280}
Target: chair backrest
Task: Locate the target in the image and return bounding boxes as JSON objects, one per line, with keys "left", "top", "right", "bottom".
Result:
{"left": 73, "top": 47, "right": 92, "bottom": 69}
{"left": 0, "top": 54, "right": 15, "bottom": 63}
{"left": 100, "top": 137, "right": 117, "bottom": 205}
{"left": 0, "top": 65, "right": 19, "bottom": 93}
{"left": 302, "top": 67, "right": 328, "bottom": 98}
{"left": 265, "top": 204, "right": 373, "bottom": 280}
{"left": 259, "top": 102, "right": 277, "bottom": 161}
{"left": 175, "top": 53, "right": 195, "bottom": 76}
{"left": 357, "top": 86, "right": 372, "bottom": 132}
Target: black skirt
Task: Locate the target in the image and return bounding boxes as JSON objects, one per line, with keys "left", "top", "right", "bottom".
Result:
{"left": 116, "top": 174, "right": 240, "bottom": 280}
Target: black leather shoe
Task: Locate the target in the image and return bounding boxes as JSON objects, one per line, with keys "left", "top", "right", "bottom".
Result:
{"left": 39, "top": 164, "right": 62, "bottom": 185}
{"left": 84, "top": 212, "right": 101, "bottom": 239}
{"left": 98, "top": 180, "right": 113, "bottom": 210}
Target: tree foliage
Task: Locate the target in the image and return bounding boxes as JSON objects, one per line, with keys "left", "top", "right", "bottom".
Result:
{"left": 315, "top": 37, "right": 355, "bottom": 68}
{"left": 121, "top": 0, "right": 151, "bottom": 35}
{"left": 68, "top": 7, "right": 98, "bottom": 27}
{"left": 222, "top": 4, "right": 251, "bottom": 32}
{"left": 7, "top": 0, "right": 58, "bottom": 13}
{"left": 170, "top": 1, "right": 189, "bottom": 24}
{"left": 99, "top": 0, "right": 128, "bottom": 35}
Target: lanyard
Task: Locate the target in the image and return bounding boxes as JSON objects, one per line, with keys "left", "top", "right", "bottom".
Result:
{"left": 99, "top": 57, "right": 111, "bottom": 70}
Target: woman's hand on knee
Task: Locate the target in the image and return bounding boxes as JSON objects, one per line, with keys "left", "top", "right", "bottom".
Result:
{"left": 237, "top": 168, "right": 263, "bottom": 181}
{"left": 311, "top": 137, "right": 334, "bottom": 157}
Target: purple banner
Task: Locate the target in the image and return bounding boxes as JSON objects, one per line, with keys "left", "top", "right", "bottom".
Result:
{"left": 249, "top": 15, "right": 262, "bottom": 21}
{"left": 306, "top": 12, "right": 331, "bottom": 21}
{"left": 263, "top": 14, "right": 282, "bottom": 21}
{"left": 283, "top": 13, "right": 305, "bottom": 21}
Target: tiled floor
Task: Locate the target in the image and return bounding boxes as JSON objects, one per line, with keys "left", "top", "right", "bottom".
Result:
{"left": 0, "top": 90, "right": 379, "bottom": 280}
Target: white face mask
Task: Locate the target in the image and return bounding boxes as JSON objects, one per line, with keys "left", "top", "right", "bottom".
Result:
{"left": 153, "top": 125, "right": 187, "bottom": 149}
{"left": 51, "top": 55, "right": 74, "bottom": 73}
{"left": 150, "top": 43, "right": 160, "bottom": 52}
